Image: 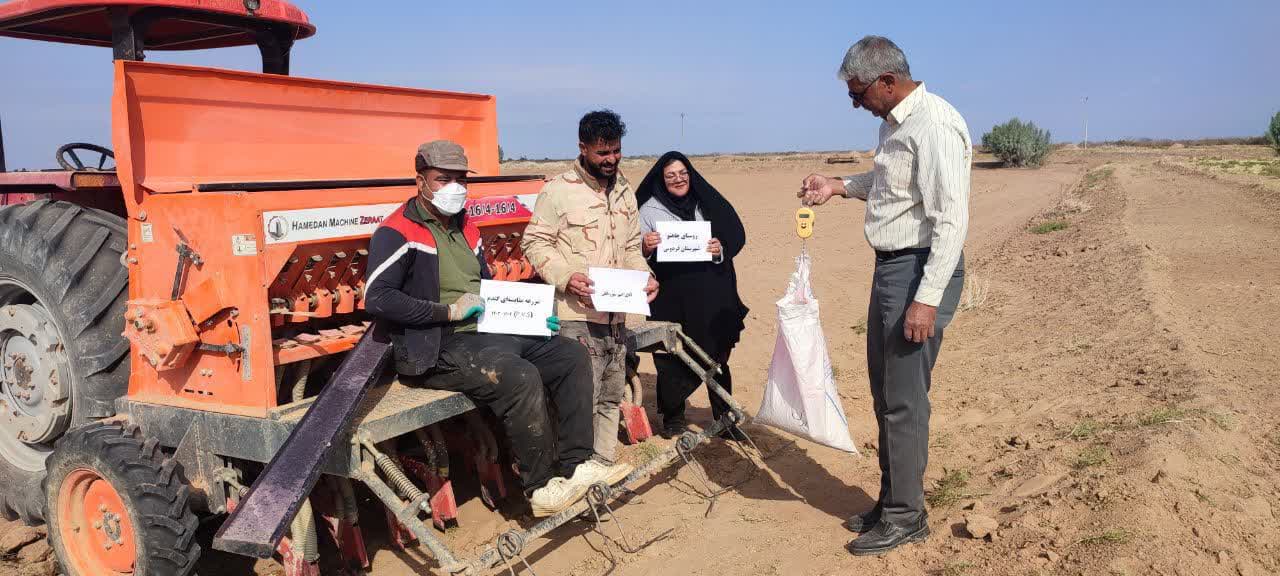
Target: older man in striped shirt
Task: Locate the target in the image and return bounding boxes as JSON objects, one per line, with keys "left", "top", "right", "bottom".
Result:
{"left": 800, "top": 35, "right": 970, "bottom": 556}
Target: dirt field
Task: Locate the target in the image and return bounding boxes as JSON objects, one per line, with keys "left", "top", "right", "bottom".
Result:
{"left": 3, "top": 145, "right": 1278, "bottom": 575}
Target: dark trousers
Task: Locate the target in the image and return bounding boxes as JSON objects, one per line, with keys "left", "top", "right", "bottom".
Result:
{"left": 655, "top": 348, "right": 733, "bottom": 424}
{"left": 867, "top": 252, "right": 964, "bottom": 525}
{"left": 422, "top": 332, "right": 594, "bottom": 492}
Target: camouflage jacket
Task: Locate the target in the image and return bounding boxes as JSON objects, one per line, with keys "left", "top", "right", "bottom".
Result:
{"left": 522, "top": 159, "right": 651, "bottom": 324}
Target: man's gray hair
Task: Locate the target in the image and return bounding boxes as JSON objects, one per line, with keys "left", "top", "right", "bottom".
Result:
{"left": 837, "top": 36, "right": 911, "bottom": 84}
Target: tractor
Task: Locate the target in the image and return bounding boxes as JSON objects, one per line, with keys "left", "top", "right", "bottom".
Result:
{"left": 0, "top": 1, "right": 753, "bottom": 574}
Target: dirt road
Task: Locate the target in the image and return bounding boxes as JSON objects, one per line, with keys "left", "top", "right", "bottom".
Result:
{"left": 3, "top": 147, "right": 1277, "bottom": 575}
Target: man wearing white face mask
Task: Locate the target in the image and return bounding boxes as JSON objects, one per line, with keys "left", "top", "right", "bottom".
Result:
{"left": 365, "top": 140, "right": 601, "bottom": 517}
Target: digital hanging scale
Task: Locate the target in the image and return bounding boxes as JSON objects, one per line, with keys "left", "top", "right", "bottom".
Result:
{"left": 795, "top": 207, "right": 815, "bottom": 239}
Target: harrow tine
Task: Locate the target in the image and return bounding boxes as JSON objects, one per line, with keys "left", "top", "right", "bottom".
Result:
{"left": 718, "top": 409, "right": 766, "bottom": 463}
{"left": 736, "top": 425, "right": 765, "bottom": 461}
{"left": 675, "top": 432, "right": 719, "bottom": 516}
{"left": 496, "top": 530, "right": 537, "bottom": 576}
{"left": 586, "top": 483, "right": 635, "bottom": 553}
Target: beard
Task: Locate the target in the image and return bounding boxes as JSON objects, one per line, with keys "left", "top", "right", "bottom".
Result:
{"left": 582, "top": 156, "right": 617, "bottom": 180}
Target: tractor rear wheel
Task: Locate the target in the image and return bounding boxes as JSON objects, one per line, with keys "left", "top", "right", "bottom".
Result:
{"left": 0, "top": 200, "right": 130, "bottom": 523}
{"left": 44, "top": 422, "right": 200, "bottom": 576}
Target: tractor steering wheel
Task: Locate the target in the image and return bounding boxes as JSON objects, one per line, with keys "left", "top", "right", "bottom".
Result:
{"left": 55, "top": 143, "right": 115, "bottom": 172}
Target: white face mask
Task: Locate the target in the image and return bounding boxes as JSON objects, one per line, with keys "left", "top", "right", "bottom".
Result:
{"left": 430, "top": 182, "right": 468, "bottom": 215}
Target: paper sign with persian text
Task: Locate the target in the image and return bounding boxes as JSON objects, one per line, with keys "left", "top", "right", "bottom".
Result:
{"left": 478, "top": 280, "right": 556, "bottom": 337}
{"left": 588, "top": 267, "right": 650, "bottom": 316}
{"left": 655, "top": 220, "right": 712, "bottom": 262}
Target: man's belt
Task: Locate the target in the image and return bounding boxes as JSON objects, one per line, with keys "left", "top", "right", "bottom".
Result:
{"left": 874, "top": 247, "right": 931, "bottom": 261}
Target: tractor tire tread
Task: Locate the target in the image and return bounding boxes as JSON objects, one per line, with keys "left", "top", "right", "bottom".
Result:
{"left": 40, "top": 203, "right": 81, "bottom": 258}
{"left": 13, "top": 199, "right": 49, "bottom": 229}
{"left": 60, "top": 226, "right": 110, "bottom": 299}
{"left": 77, "top": 336, "right": 129, "bottom": 381}
{"left": 67, "top": 264, "right": 127, "bottom": 338}
{"left": 0, "top": 200, "right": 131, "bottom": 524}
{"left": 45, "top": 423, "right": 201, "bottom": 576}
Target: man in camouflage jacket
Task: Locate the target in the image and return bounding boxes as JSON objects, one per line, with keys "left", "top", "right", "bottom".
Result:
{"left": 523, "top": 110, "right": 657, "bottom": 480}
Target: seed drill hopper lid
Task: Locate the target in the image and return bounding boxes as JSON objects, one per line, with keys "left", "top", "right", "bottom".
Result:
{"left": 111, "top": 60, "right": 500, "bottom": 195}
{"left": 0, "top": 0, "right": 314, "bottom": 50}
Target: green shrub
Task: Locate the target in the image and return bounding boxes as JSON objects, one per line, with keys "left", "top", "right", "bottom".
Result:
{"left": 1268, "top": 111, "right": 1280, "bottom": 155}
{"left": 983, "top": 118, "right": 1052, "bottom": 168}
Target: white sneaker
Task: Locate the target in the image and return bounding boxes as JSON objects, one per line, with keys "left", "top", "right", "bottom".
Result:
{"left": 570, "top": 460, "right": 634, "bottom": 489}
{"left": 529, "top": 477, "right": 588, "bottom": 517}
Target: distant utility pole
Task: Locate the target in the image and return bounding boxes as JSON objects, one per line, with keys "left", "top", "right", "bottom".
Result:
{"left": 679, "top": 113, "right": 686, "bottom": 147}
{"left": 1082, "top": 96, "right": 1089, "bottom": 149}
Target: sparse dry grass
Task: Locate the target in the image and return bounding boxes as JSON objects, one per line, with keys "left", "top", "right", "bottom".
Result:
{"left": 1058, "top": 196, "right": 1093, "bottom": 214}
{"left": 1066, "top": 335, "right": 1093, "bottom": 354}
{"left": 1031, "top": 220, "right": 1070, "bottom": 234}
{"left": 926, "top": 468, "right": 971, "bottom": 508}
{"left": 1091, "top": 137, "right": 1268, "bottom": 148}
{"left": 942, "top": 561, "right": 975, "bottom": 576}
{"left": 1082, "top": 166, "right": 1115, "bottom": 190}
{"left": 1192, "top": 157, "right": 1280, "bottom": 178}
{"left": 959, "top": 274, "right": 990, "bottom": 312}
{"left": 1067, "top": 418, "right": 1104, "bottom": 441}
{"left": 1076, "top": 528, "right": 1131, "bottom": 546}
{"left": 1072, "top": 445, "right": 1110, "bottom": 469}
{"left": 635, "top": 440, "right": 666, "bottom": 464}
{"left": 852, "top": 317, "right": 867, "bottom": 335}
{"left": 1207, "top": 411, "right": 1236, "bottom": 431}
{"left": 1137, "top": 406, "right": 1189, "bottom": 427}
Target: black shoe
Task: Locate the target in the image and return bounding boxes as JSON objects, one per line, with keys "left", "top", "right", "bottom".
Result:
{"left": 718, "top": 425, "right": 749, "bottom": 443}
{"left": 846, "top": 516, "right": 929, "bottom": 556}
{"left": 842, "top": 506, "right": 882, "bottom": 534}
{"left": 661, "top": 417, "right": 688, "bottom": 439}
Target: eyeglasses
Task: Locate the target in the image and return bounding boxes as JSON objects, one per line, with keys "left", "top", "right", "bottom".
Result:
{"left": 847, "top": 76, "right": 883, "bottom": 107}
{"left": 663, "top": 170, "right": 689, "bottom": 182}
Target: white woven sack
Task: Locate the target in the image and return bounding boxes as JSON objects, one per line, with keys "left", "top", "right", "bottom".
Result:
{"left": 754, "top": 252, "right": 857, "bottom": 453}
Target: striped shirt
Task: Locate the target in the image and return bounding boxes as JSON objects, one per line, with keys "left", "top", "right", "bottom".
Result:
{"left": 841, "top": 83, "right": 971, "bottom": 307}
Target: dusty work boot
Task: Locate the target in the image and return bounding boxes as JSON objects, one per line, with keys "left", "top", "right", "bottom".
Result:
{"left": 529, "top": 477, "right": 588, "bottom": 517}
{"left": 570, "top": 459, "right": 634, "bottom": 488}
{"left": 843, "top": 505, "right": 882, "bottom": 534}
{"left": 661, "top": 415, "right": 689, "bottom": 439}
{"left": 846, "top": 515, "right": 930, "bottom": 556}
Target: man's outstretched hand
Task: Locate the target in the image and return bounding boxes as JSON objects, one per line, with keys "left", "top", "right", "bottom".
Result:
{"left": 799, "top": 174, "right": 842, "bottom": 206}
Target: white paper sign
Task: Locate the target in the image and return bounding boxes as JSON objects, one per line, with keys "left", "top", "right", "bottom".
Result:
{"left": 478, "top": 281, "right": 556, "bottom": 337}
{"left": 588, "top": 268, "right": 650, "bottom": 315}
{"left": 656, "top": 220, "right": 712, "bottom": 262}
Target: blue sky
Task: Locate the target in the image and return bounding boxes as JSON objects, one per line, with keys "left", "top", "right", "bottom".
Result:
{"left": 1, "top": 0, "right": 1277, "bottom": 169}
